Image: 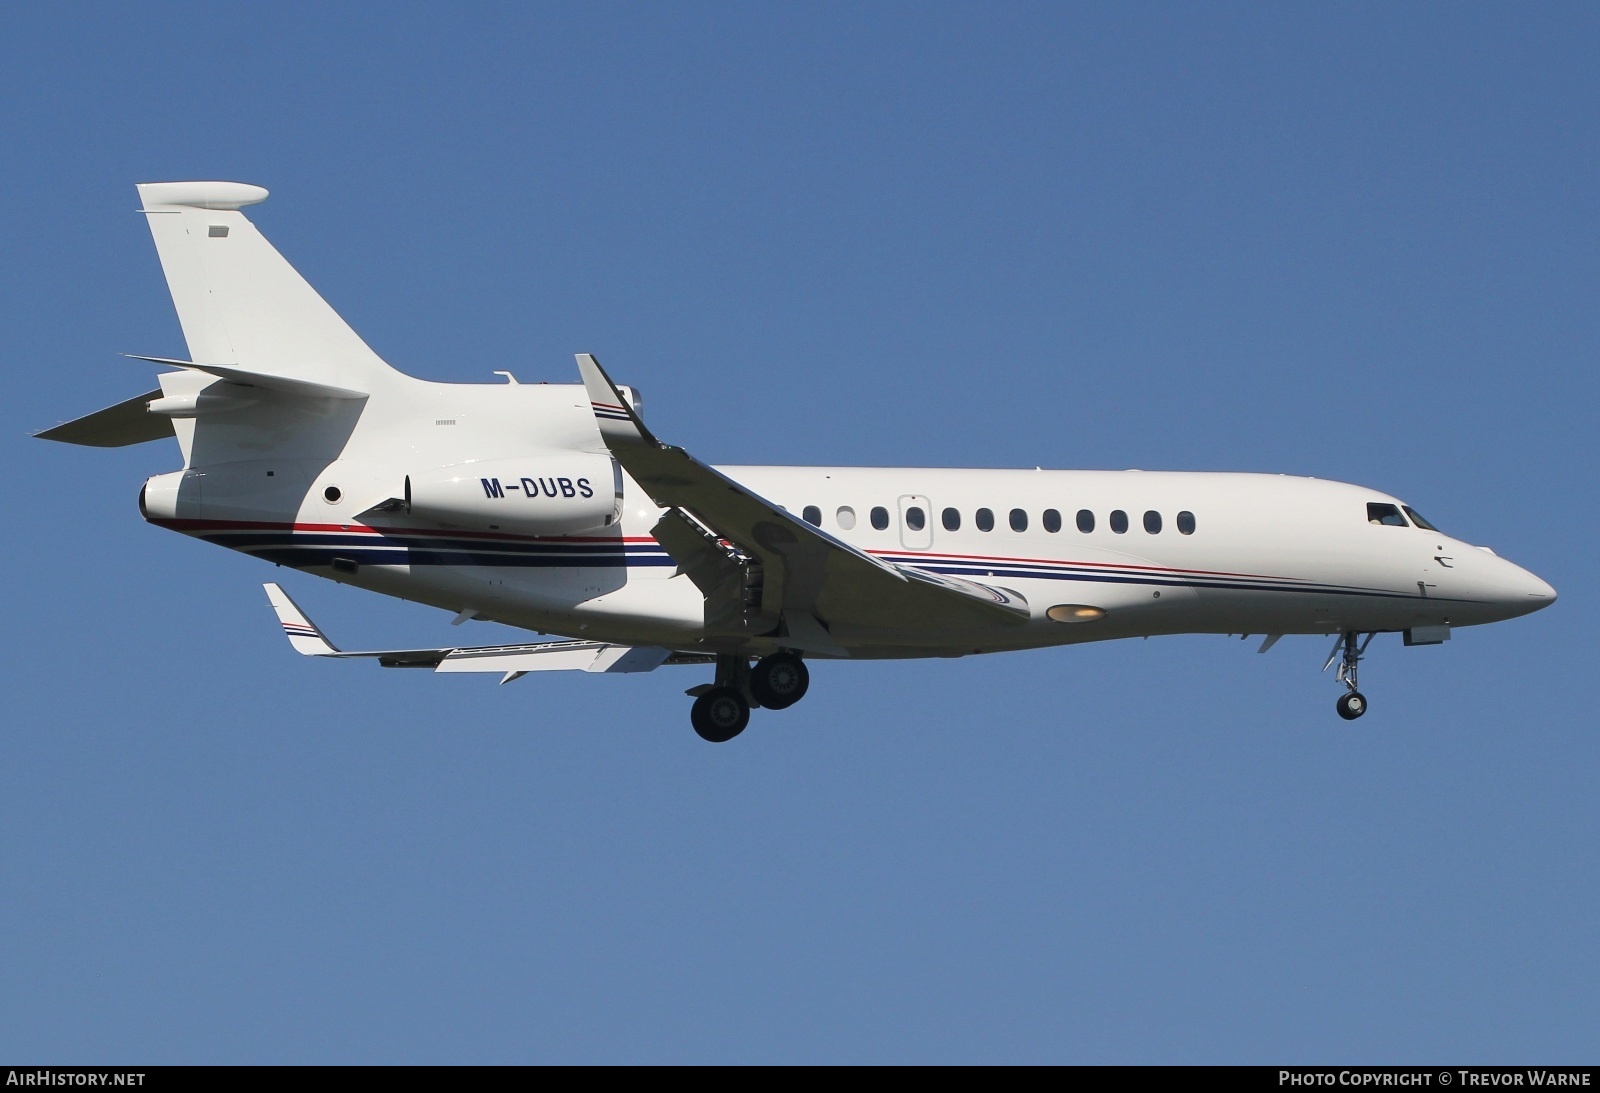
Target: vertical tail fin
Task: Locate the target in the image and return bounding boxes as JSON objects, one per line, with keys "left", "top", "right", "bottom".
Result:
{"left": 136, "top": 181, "right": 401, "bottom": 393}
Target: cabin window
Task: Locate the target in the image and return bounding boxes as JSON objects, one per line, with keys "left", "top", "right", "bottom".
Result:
{"left": 1144, "top": 510, "right": 1162, "bottom": 534}
{"left": 1010, "top": 508, "right": 1028, "bottom": 532}
{"left": 1043, "top": 508, "right": 1061, "bottom": 533}
{"left": 1110, "top": 509, "right": 1129, "bottom": 534}
{"left": 906, "top": 506, "right": 926, "bottom": 531}
{"left": 1367, "top": 502, "right": 1408, "bottom": 527}
{"left": 836, "top": 506, "right": 856, "bottom": 530}
{"left": 802, "top": 505, "right": 822, "bottom": 527}
{"left": 1402, "top": 506, "right": 1440, "bottom": 532}
{"left": 1076, "top": 509, "right": 1095, "bottom": 533}
{"left": 1177, "top": 510, "right": 1196, "bottom": 535}
{"left": 976, "top": 508, "right": 995, "bottom": 532}
{"left": 870, "top": 506, "right": 890, "bottom": 530}
{"left": 942, "top": 507, "right": 961, "bottom": 531}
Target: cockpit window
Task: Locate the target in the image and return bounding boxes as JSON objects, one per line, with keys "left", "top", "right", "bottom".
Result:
{"left": 1402, "top": 506, "right": 1440, "bottom": 532}
{"left": 1367, "top": 502, "right": 1409, "bottom": 527}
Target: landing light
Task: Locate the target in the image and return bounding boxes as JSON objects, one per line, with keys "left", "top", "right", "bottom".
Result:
{"left": 1047, "top": 605, "right": 1106, "bottom": 623}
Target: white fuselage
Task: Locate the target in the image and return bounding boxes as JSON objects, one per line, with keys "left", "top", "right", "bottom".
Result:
{"left": 137, "top": 375, "right": 1554, "bottom": 660}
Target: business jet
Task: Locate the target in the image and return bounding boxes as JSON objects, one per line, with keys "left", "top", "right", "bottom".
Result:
{"left": 37, "top": 181, "right": 1556, "bottom": 741}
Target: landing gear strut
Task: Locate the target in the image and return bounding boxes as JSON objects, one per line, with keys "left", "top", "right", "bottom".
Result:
{"left": 1327, "top": 630, "right": 1373, "bottom": 720}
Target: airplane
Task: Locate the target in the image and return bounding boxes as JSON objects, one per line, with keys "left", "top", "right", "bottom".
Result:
{"left": 37, "top": 180, "right": 1557, "bottom": 742}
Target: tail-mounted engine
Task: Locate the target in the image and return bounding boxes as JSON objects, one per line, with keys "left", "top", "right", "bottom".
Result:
{"left": 399, "top": 455, "right": 622, "bottom": 536}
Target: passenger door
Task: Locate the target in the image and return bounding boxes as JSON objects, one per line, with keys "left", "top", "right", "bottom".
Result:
{"left": 898, "top": 494, "right": 933, "bottom": 551}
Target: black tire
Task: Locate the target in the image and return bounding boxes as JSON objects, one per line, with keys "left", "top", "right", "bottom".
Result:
{"left": 1336, "top": 692, "right": 1367, "bottom": 721}
{"left": 691, "top": 686, "right": 750, "bottom": 742}
{"left": 750, "top": 652, "right": 810, "bottom": 711}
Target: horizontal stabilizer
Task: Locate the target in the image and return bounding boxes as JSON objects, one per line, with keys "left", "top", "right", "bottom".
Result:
{"left": 34, "top": 390, "right": 173, "bottom": 447}
{"left": 124, "top": 355, "right": 367, "bottom": 400}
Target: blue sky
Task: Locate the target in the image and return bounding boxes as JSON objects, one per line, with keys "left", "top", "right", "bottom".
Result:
{"left": 2, "top": 3, "right": 1595, "bottom": 1063}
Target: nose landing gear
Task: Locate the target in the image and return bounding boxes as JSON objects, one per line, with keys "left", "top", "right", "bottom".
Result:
{"left": 1325, "top": 631, "right": 1373, "bottom": 720}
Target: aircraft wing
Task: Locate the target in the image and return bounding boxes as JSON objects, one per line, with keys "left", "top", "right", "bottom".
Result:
{"left": 575, "top": 355, "right": 1028, "bottom": 653}
{"left": 264, "top": 583, "right": 702, "bottom": 682}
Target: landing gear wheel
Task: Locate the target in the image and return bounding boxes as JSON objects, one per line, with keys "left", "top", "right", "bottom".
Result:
{"left": 750, "top": 652, "right": 809, "bottom": 710}
{"left": 1328, "top": 631, "right": 1373, "bottom": 721}
{"left": 691, "top": 686, "right": 750, "bottom": 742}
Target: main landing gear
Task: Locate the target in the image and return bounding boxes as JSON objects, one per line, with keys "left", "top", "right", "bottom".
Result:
{"left": 689, "top": 652, "right": 812, "bottom": 742}
{"left": 750, "top": 651, "right": 809, "bottom": 710}
{"left": 1325, "top": 630, "right": 1374, "bottom": 720}
{"left": 689, "top": 687, "right": 750, "bottom": 743}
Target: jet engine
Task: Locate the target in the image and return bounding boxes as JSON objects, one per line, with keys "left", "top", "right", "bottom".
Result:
{"left": 402, "top": 455, "right": 621, "bottom": 536}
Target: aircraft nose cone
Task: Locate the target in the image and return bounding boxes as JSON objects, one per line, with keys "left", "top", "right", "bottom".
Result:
{"left": 1527, "top": 573, "right": 1557, "bottom": 607}
{"left": 1494, "top": 558, "right": 1556, "bottom": 618}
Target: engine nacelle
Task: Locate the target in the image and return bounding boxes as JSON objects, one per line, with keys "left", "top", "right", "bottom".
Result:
{"left": 405, "top": 455, "right": 621, "bottom": 536}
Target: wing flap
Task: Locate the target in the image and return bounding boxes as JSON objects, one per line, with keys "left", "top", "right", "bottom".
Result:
{"left": 264, "top": 582, "right": 678, "bottom": 677}
{"left": 436, "top": 643, "right": 672, "bottom": 674}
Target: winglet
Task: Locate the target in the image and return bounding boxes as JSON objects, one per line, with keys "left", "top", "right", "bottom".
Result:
{"left": 264, "top": 582, "right": 340, "bottom": 656}
{"left": 575, "top": 353, "right": 659, "bottom": 446}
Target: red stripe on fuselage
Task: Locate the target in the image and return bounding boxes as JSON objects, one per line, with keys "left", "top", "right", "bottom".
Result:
{"left": 868, "top": 548, "right": 1307, "bottom": 584}
{"left": 146, "top": 517, "right": 658, "bottom": 544}
{"left": 148, "top": 518, "right": 1301, "bottom": 584}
